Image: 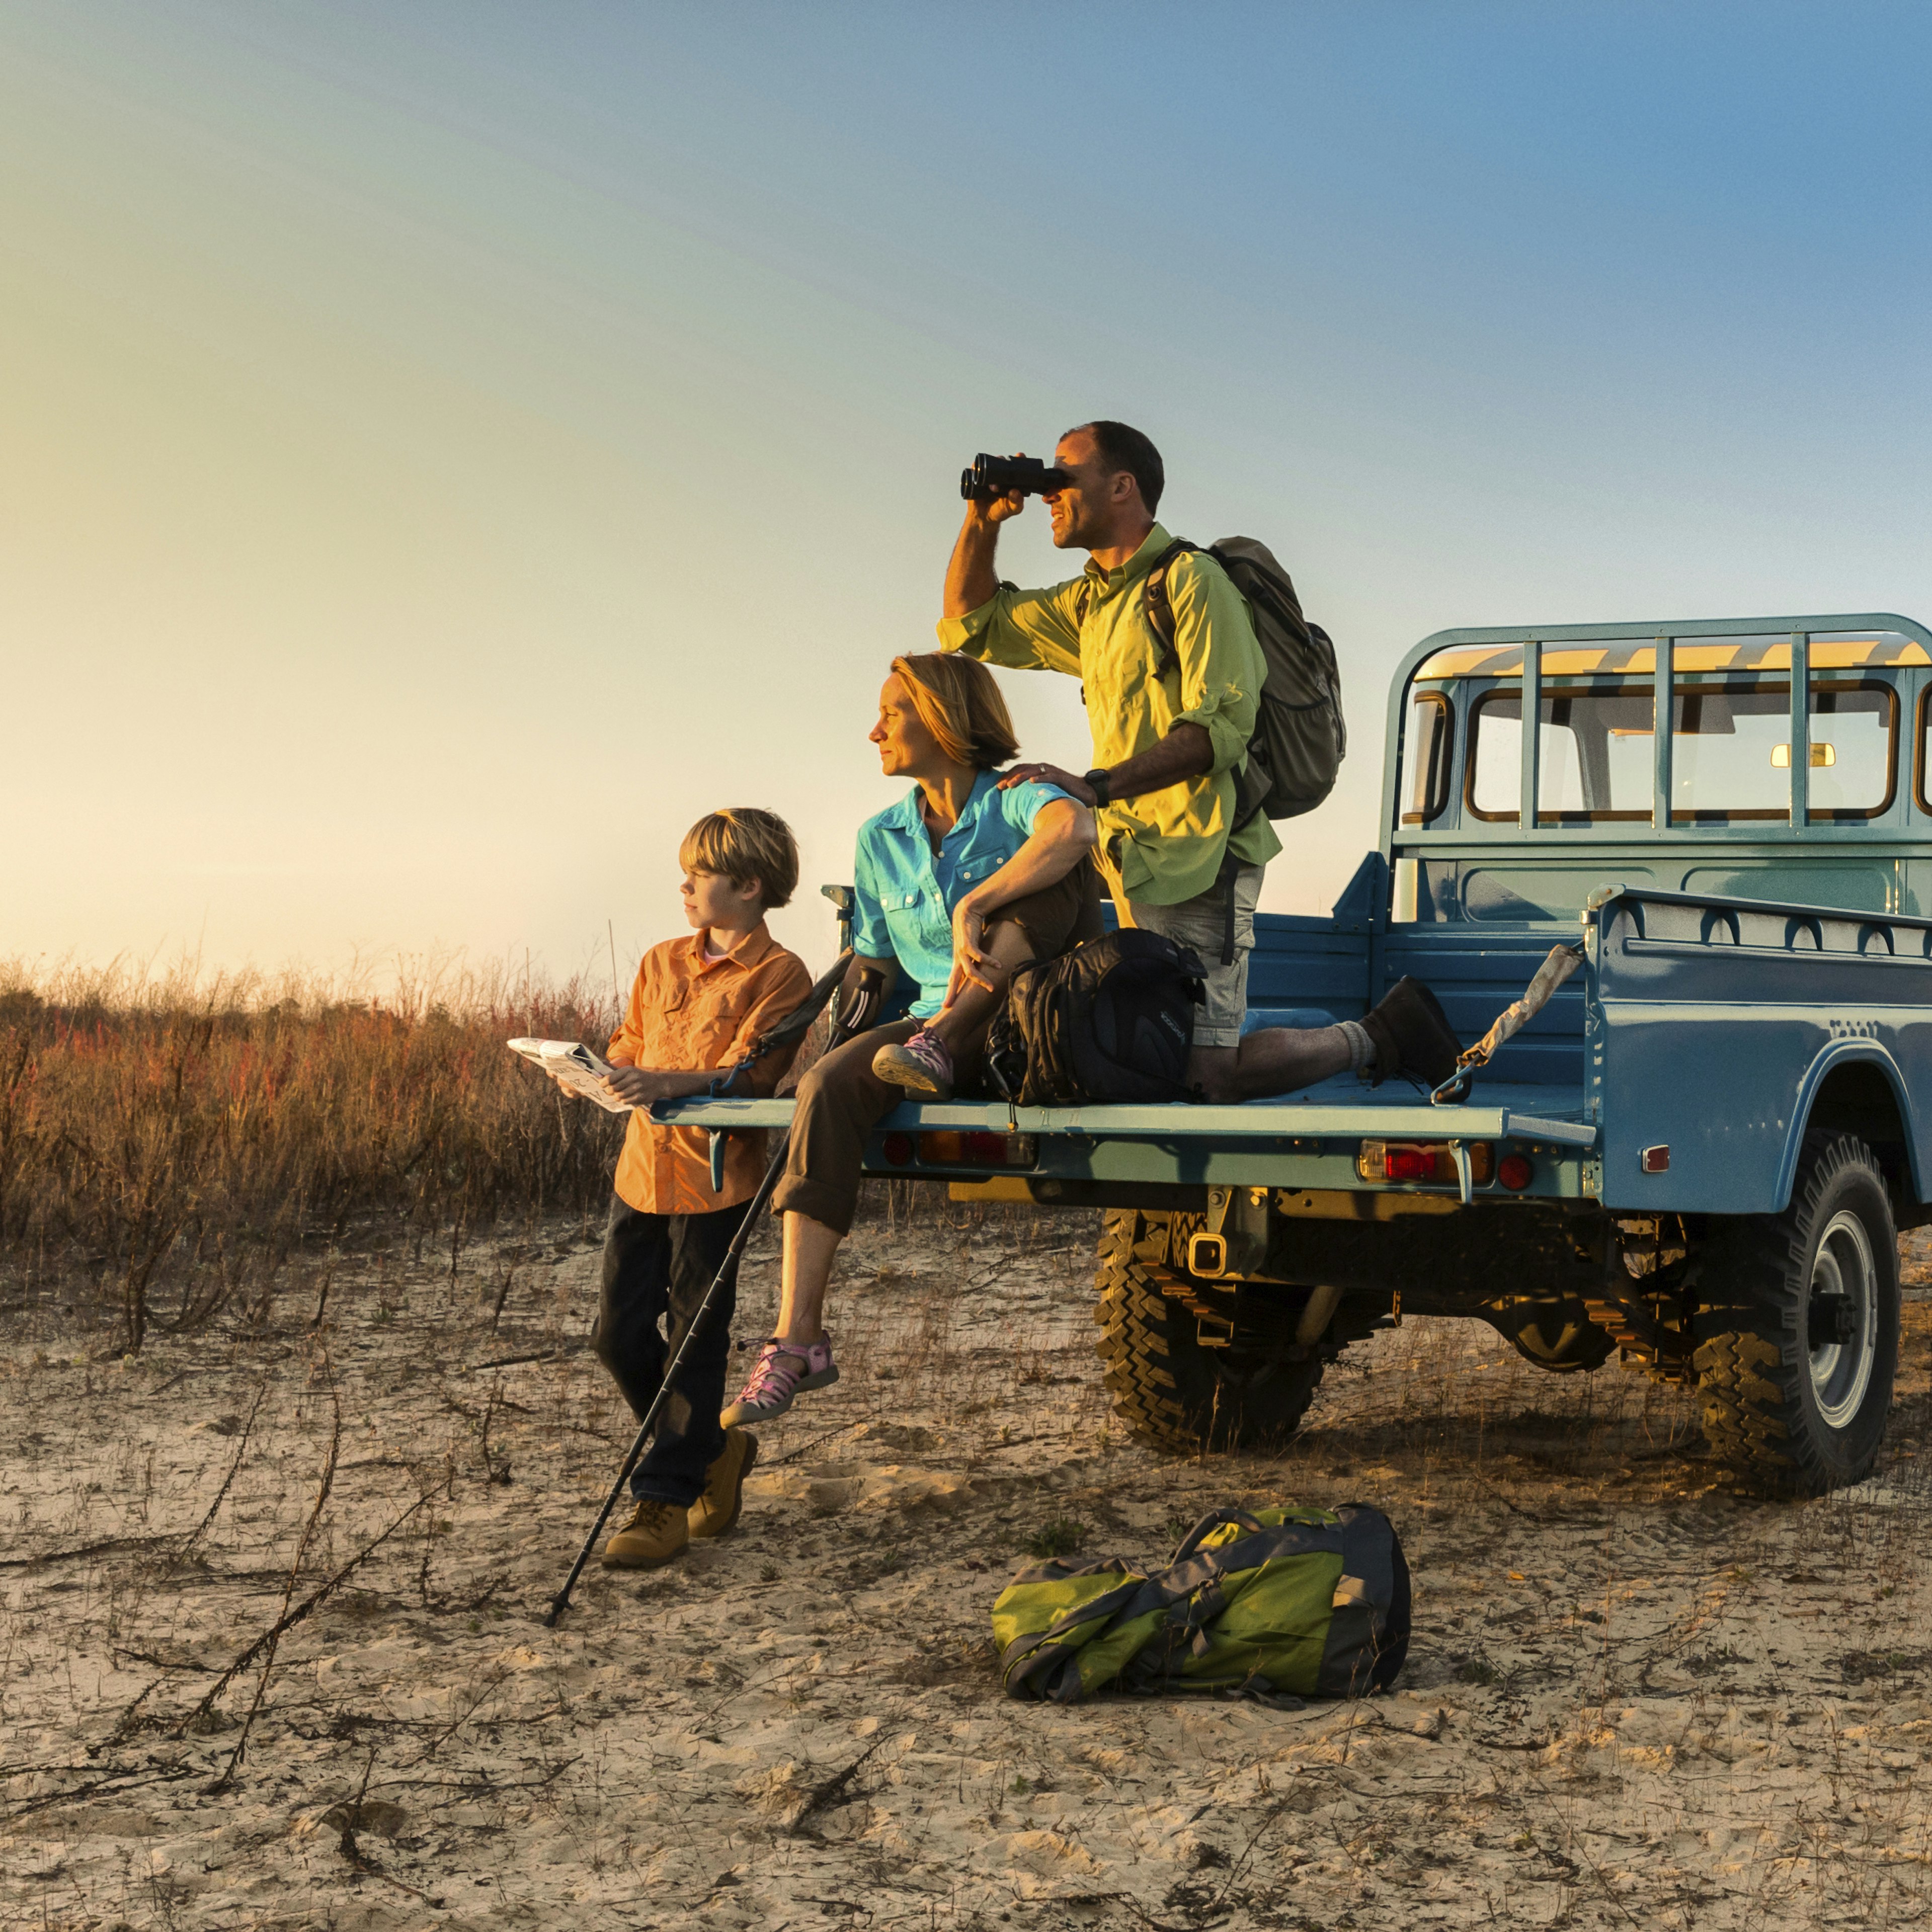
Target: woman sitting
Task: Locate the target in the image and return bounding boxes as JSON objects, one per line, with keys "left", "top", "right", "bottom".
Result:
{"left": 723, "top": 652, "right": 1099, "bottom": 1424}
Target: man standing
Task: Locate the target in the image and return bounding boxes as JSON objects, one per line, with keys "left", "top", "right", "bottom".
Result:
{"left": 939, "top": 419, "right": 1457, "bottom": 1100}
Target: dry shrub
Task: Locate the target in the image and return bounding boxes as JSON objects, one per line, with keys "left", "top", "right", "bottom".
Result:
{"left": 0, "top": 954, "right": 624, "bottom": 1345}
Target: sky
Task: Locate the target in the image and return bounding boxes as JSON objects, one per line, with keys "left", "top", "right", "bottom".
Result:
{"left": 4, "top": 1, "right": 1929, "bottom": 989}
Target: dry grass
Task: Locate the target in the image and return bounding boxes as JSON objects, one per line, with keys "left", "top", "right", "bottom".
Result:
{"left": 0, "top": 955, "right": 626, "bottom": 1350}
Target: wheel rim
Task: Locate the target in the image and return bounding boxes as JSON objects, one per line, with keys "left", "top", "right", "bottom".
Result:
{"left": 1808, "top": 1209, "right": 1878, "bottom": 1430}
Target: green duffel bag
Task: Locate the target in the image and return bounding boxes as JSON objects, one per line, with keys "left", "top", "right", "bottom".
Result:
{"left": 991, "top": 1504, "right": 1410, "bottom": 1704}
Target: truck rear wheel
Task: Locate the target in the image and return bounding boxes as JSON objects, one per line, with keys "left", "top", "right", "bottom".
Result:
{"left": 1693, "top": 1132, "right": 1899, "bottom": 1494}
{"left": 1092, "top": 1210, "right": 1329, "bottom": 1454}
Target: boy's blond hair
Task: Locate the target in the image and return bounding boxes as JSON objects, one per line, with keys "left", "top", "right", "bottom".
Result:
{"left": 679, "top": 808, "right": 799, "bottom": 910}
{"left": 890, "top": 652, "right": 1021, "bottom": 770}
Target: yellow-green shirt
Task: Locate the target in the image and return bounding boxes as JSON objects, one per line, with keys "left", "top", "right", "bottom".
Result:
{"left": 936, "top": 522, "right": 1282, "bottom": 907}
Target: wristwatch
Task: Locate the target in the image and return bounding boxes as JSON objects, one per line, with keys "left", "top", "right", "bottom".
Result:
{"left": 1082, "top": 768, "right": 1112, "bottom": 808}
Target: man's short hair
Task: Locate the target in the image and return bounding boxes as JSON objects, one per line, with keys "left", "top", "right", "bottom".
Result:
{"left": 679, "top": 807, "right": 799, "bottom": 910}
{"left": 1068, "top": 419, "right": 1164, "bottom": 515}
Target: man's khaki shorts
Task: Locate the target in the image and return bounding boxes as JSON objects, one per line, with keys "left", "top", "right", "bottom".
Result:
{"left": 1112, "top": 862, "right": 1264, "bottom": 1051}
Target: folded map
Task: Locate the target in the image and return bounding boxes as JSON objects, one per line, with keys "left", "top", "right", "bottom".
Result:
{"left": 507, "top": 1037, "right": 632, "bottom": 1114}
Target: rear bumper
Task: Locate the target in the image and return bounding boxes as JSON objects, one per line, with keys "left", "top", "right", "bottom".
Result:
{"left": 653, "top": 1085, "right": 1598, "bottom": 1205}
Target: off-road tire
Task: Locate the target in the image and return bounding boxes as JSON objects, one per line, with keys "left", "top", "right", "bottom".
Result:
{"left": 1693, "top": 1132, "right": 1899, "bottom": 1495}
{"left": 1490, "top": 1300, "right": 1616, "bottom": 1375}
{"left": 1092, "top": 1210, "right": 1330, "bottom": 1454}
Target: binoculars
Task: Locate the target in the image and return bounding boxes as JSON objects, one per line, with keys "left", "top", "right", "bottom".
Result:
{"left": 959, "top": 452, "right": 1073, "bottom": 503}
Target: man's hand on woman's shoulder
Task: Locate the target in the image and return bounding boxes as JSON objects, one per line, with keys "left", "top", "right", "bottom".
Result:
{"left": 997, "top": 762, "right": 1096, "bottom": 804}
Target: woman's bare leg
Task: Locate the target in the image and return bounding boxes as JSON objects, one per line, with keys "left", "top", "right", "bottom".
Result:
{"left": 774, "top": 1211, "right": 840, "bottom": 1348}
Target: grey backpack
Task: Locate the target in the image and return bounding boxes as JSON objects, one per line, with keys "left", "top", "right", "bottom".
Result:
{"left": 1144, "top": 538, "right": 1346, "bottom": 824}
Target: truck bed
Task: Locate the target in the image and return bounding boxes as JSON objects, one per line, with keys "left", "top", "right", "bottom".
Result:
{"left": 661, "top": 853, "right": 1599, "bottom": 1206}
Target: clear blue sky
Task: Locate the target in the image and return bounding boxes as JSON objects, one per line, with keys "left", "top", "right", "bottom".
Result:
{"left": 4, "top": 2, "right": 1927, "bottom": 985}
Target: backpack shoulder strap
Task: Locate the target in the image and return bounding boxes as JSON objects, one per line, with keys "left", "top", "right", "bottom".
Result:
{"left": 1141, "top": 538, "right": 1199, "bottom": 681}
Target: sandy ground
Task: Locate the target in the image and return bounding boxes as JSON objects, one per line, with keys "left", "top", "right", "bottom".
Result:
{"left": 6, "top": 1202, "right": 1932, "bottom": 1931}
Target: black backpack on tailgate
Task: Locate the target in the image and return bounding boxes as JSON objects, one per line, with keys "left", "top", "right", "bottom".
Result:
{"left": 986, "top": 930, "right": 1205, "bottom": 1107}
{"left": 1144, "top": 537, "right": 1346, "bottom": 824}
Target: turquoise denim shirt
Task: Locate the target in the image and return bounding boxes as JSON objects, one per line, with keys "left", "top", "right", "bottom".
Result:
{"left": 852, "top": 769, "right": 1074, "bottom": 1017}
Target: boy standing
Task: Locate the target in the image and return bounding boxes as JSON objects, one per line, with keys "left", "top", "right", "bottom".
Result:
{"left": 572, "top": 808, "right": 813, "bottom": 1569}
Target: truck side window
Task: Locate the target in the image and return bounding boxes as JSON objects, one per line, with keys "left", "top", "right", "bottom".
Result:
{"left": 1467, "top": 686, "right": 1653, "bottom": 822}
{"left": 1402, "top": 692, "right": 1453, "bottom": 824}
{"left": 1671, "top": 681, "right": 1894, "bottom": 822}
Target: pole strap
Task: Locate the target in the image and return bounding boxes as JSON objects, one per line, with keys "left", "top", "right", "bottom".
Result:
{"left": 1429, "top": 942, "right": 1584, "bottom": 1106}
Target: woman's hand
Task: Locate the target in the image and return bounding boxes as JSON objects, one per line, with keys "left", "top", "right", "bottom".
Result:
{"left": 947, "top": 894, "right": 1002, "bottom": 1002}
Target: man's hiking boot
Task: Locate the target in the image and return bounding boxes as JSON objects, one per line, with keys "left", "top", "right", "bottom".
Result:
{"left": 1361, "top": 977, "right": 1462, "bottom": 1089}
{"left": 871, "top": 1029, "right": 954, "bottom": 1101}
{"left": 602, "top": 1498, "right": 688, "bottom": 1569}
{"left": 721, "top": 1335, "right": 839, "bottom": 1426}
{"left": 688, "top": 1426, "right": 758, "bottom": 1541}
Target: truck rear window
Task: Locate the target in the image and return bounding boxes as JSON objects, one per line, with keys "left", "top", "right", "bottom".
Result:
{"left": 1672, "top": 683, "right": 1894, "bottom": 820}
{"left": 1468, "top": 686, "right": 1653, "bottom": 822}
{"left": 1468, "top": 680, "right": 1895, "bottom": 823}
{"left": 1402, "top": 692, "right": 1454, "bottom": 823}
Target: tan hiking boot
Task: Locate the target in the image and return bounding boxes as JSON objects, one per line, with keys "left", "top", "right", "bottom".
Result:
{"left": 689, "top": 1426, "right": 759, "bottom": 1541}
{"left": 602, "top": 1498, "right": 689, "bottom": 1569}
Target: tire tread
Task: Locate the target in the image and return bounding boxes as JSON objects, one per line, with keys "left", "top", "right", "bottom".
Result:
{"left": 1092, "top": 1210, "right": 1328, "bottom": 1454}
{"left": 1693, "top": 1132, "right": 1896, "bottom": 1493}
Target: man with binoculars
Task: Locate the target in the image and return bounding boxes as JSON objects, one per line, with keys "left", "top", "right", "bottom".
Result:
{"left": 939, "top": 420, "right": 1455, "bottom": 1102}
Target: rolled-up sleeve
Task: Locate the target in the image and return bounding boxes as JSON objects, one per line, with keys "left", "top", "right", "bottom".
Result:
{"left": 1166, "top": 554, "right": 1265, "bottom": 778}
{"left": 997, "top": 777, "right": 1076, "bottom": 837}
{"left": 936, "top": 581, "right": 1085, "bottom": 677}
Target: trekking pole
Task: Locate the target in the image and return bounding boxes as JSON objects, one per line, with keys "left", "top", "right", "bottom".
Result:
{"left": 541, "top": 949, "right": 879, "bottom": 1627}
{"left": 542, "top": 1127, "right": 792, "bottom": 1626}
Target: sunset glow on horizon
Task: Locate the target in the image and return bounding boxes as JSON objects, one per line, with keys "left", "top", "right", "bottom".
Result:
{"left": 6, "top": 3, "right": 1929, "bottom": 987}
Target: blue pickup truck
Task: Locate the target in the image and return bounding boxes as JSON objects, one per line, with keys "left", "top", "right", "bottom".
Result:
{"left": 670, "top": 612, "right": 1932, "bottom": 1495}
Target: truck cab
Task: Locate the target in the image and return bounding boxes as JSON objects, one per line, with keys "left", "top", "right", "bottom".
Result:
{"left": 669, "top": 613, "right": 1932, "bottom": 1495}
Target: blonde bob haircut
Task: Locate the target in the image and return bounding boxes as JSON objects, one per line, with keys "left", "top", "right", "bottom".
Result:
{"left": 678, "top": 807, "right": 799, "bottom": 911}
{"left": 890, "top": 652, "right": 1020, "bottom": 770}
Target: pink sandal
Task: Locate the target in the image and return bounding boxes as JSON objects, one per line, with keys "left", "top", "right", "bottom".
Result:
{"left": 721, "top": 1335, "right": 839, "bottom": 1425}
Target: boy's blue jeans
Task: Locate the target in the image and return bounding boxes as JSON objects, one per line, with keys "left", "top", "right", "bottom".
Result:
{"left": 593, "top": 1193, "right": 748, "bottom": 1507}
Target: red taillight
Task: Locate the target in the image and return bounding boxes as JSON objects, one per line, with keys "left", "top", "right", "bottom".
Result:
{"left": 1356, "top": 1141, "right": 1494, "bottom": 1185}
{"left": 916, "top": 1131, "right": 1036, "bottom": 1167}
{"left": 1498, "top": 1152, "right": 1533, "bottom": 1191}
{"left": 888, "top": 1131, "right": 1037, "bottom": 1168}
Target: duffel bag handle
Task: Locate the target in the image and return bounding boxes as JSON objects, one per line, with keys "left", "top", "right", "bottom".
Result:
{"left": 1171, "top": 1507, "right": 1268, "bottom": 1564}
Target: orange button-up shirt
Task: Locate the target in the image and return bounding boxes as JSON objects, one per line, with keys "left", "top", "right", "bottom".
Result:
{"left": 608, "top": 925, "right": 813, "bottom": 1217}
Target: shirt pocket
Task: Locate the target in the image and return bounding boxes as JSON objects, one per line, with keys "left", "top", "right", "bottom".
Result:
{"left": 690, "top": 980, "right": 755, "bottom": 1040}
{"left": 631, "top": 976, "right": 688, "bottom": 1048}
{"left": 881, "top": 887, "right": 943, "bottom": 950}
